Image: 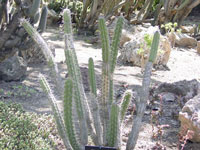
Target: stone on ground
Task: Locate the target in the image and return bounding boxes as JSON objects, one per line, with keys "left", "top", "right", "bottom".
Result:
{"left": 179, "top": 94, "right": 200, "bottom": 142}
{"left": 0, "top": 55, "right": 27, "bottom": 81}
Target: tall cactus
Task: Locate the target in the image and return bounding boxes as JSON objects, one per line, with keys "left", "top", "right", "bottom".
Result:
{"left": 64, "top": 79, "right": 81, "bottom": 150}
{"left": 98, "top": 16, "right": 111, "bottom": 144}
{"left": 38, "top": 5, "right": 48, "bottom": 33}
{"left": 22, "top": 8, "right": 160, "bottom": 150}
{"left": 64, "top": 9, "right": 88, "bottom": 147}
{"left": 28, "top": 0, "right": 41, "bottom": 17}
{"left": 126, "top": 31, "right": 160, "bottom": 150}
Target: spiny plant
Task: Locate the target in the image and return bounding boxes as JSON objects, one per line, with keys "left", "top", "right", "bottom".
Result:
{"left": 21, "top": 8, "right": 160, "bottom": 150}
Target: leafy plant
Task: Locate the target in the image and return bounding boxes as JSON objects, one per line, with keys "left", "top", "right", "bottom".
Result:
{"left": 21, "top": 8, "right": 160, "bottom": 150}
{"left": 137, "top": 34, "right": 153, "bottom": 56}
{"left": 161, "top": 22, "right": 181, "bottom": 33}
{"left": 0, "top": 101, "right": 58, "bottom": 150}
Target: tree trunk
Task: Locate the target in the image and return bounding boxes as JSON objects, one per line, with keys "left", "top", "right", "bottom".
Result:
{"left": 0, "top": 0, "right": 48, "bottom": 64}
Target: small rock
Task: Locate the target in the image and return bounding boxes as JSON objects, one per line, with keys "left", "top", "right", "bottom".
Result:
{"left": 119, "top": 26, "right": 172, "bottom": 68}
{"left": 174, "top": 33, "right": 197, "bottom": 48}
{"left": 179, "top": 94, "right": 200, "bottom": 142}
{"left": 180, "top": 26, "right": 195, "bottom": 34}
{"left": 0, "top": 55, "right": 27, "bottom": 81}
{"left": 162, "top": 93, "right": 175, "bottom": 102}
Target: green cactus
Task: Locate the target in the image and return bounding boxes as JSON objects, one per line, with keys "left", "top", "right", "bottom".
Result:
{"left": 29, "top": 0, "right": 41, "bottom": 17}
{"left": 22, "top": 7, "right": 160, "bottom": 150}
{"left": 88, "top": 57, "right": 103, "bottom": 145}
{"left": 107, "top": 103, "right": 119, "bottom": 147}
{"left": 64, "top": 79, "right": 81, "bottom": 150}
{"left": 33, "top": 11, "right": 40, "bottom": 24}
{"left": 64, "top": 9, "right": 88, "bottom": 146}
{"left": 126, "top": 31, "right": 160, "bottom": 150}
{"left": 120, "top": 91, "right": 132, "bottom": 122}
{"left": 148, "top": 31, "right": 160, "bottom": 62}
{"left": 64, "top": 9, "right": 73, "bottom": 34}
{"left": 39, "top": 75, "right": 72, "bottom": 150}
{"left": 109, "top": 16, "right": 124, "bottom": 105}
{"left": 98, "top": 16, "right": 111, "bottom": 144}
{"left": 38, "top": 5, "right": 48, "bottom": 33}
{"left": 88, "top": 58, "right": 97, "bottom": 96}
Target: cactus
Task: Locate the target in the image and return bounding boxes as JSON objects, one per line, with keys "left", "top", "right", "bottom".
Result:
{"left": 39, "top": 75, "right": 73, "bottom": 150}
{"left": 64, "top": 10, "right": 88, "bottom": 146}
{"left": 120, "top": 91, "right": 132, "bottom": 122}
{"left": 64, "top": 79, "right": 81, "bottom": 150}
{"left": 29, "top": 0, "right": 41, "bottom": 17}
{"left": 98, "top": 16, "right": 111, "bottom": 144}
{"left": 22, "top": 8, "right": 160, "bottom": 150}
{"left": 126, "top": 31, "right": 160, "bottom": 150}
{"left": 38, "top": 5, "right": 48, "bottom": 33}
{"left": 33, "top": 11, "right": 40, "bottom": 24}
{"left": 107, "top": 103, "right": 120, "bottom": 147}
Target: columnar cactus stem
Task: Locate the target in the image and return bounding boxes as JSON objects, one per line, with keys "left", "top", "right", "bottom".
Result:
{"left": 88, "top": 57, "right": 103, "bottom": 145}
{"left": 38, "top": 5, "right": 48, "bottom": 33}
{"left": 88, "top": 58, "right": 97, "bottom": 96}
{"left": 29, "top": 0, "right": 41, "bottom": 17}
{"left": 64, "top": 79, "right": 81, "bottom": 150}
{"left": 126, "top": 31, "right": 160, "bottom": 150}
{"left": 64, "top": 9, "right": 93, "bottom": 146}
{"left": 98, "top": 16, "right": 111, "bottom": 144}
{"left": 39, "top": 74, "right": 73, "bottom": 150}
{"left": 109, "top": 16, "right": 124, "bottom": 104}
{"left": 21, "top": 19, "right": 63, "bottom": 96}
{"left": 106, "top": 103, "right": 119, "bottom": 148}
{"left": 120, "top": 90, "right": 132, "bottom": 122}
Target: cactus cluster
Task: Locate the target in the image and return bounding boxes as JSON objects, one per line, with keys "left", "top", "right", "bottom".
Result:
{"left": 27, "top": 0, "right": 48, "bottom": 33}
{"left": 21, "top": 8, "right": 160, "bottom": 150}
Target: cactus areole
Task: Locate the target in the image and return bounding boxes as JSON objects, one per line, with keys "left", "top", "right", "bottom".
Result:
{"left": 85, "top": 145, "right": 117, "bottom": 150}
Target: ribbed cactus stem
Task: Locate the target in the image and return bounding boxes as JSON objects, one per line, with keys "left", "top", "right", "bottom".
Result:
{"left": 64, "top": 9, "right": 72, "bottom": 34}
{"left": 99, "top": 16, "right": 111, "bottom": 144}
{"left": 99, "top": 16, "right": 110, "bottom": 63}
{"left": 64, "top": 9, "right": 89, "bottom": 146}
{"left": 120, "top": 90, "right": 132, "bottom": 122}
{"left": 33, "top": 11, "right": 40, "bottom": 24}
{"left": 65, "top": 49, "right": 88, "bottom": 146}
{"left": 149, "top": 31, "right": 160, "bottom": 62}
{"left": 38, "top": 5, "right": 48, "bottom": 33}
{"left": 109, "top": 16, "right": 124, "bottom": 104}
{"left": 29, "top": 0, "right": 41, "bottom": 17}
{"left": 21, "top": 19, "right": 63, "bottom": 96}
{"left": 107, "top": 103, "right": 119, "bottom": 148}
{"left": 88, "top": 57, "right": 103, "bottom": 145}
{"left": 64, "top": 79, "right": 81, "bottom": 150}
{"left": 88, "top": 58, "right": 97, "bottom": 96}
{"left": 110, "top": 16, "right": 123, "bottom": 74}
{"left": 126, "top": 31, "right": 160, "bottom": 150}
{"left": 39, "top": 74, "right": 72, "bottom": 150}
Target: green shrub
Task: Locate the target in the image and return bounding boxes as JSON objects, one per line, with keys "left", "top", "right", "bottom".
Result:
{"left": 0, "top": 101, "right": 57, "bottom": 150}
